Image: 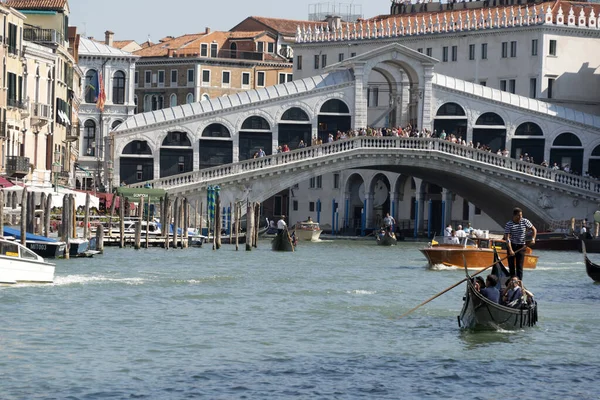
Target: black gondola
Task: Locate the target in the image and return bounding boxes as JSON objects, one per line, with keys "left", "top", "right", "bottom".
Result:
{"left": 582, "top": 241, "right": 600, "bottom": 282}
{"left": 271, "top": 229, "right": 295, "bottom": 252}
{"left": 458, "top": 251, "right": 538, "bottom": 330}
{"left": 376, "top": 230, "right": 397, "bottom": 246}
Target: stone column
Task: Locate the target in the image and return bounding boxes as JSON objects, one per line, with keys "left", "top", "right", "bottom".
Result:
{"left": 353, "top": 65, "right": 367, "bottom": 129}
{"left": 193, "top": 137, "right": 200, "bottom": 170}
{"left": 443, "top": 188, "right": 453, "bottom": 228}
{"left": 420, "top": 66, "right": 434, "bottom": 132}
{"left": 399, "top": 75, "right": 411, "bottom": 127}
{"left": 154, "top": 150, "right": 161, "bottom": 180}
{"left": 389, "top": 191, "right": 399, "bottom": 222}
{"left": 365, "top": 192, "right": 374, "bottom": 228}
{"left": 272, "top": 124, "right": 279, "bottom": 154}
{"left": 417, "top": 191, "right": 426, "bottom": 235}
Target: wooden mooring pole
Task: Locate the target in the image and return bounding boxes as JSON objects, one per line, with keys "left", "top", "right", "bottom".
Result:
{"left": 20, "top": 187, "right": 27, "bottom": 246}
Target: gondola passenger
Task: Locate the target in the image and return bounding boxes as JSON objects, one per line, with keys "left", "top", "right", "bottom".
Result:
{"left": 502, "top": 277, "right": 523, "bottom": 307}
{"left": 480, "top": 274, "right": 500, "bottom": 304}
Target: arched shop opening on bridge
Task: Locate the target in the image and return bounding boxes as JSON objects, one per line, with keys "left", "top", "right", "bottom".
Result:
{"left": 550, "top": 132, "right": 584, "bottom": 174}
{"left": 160, "top": 131, "right": 193, "bottom": 177}
{"left": 239, "top": 116, "right": 272, "bottom": 161}
{"left": 200, "top": 123, "right": 233, "bottom": 169}
{"left": 588, "top": 145, "right": 600, "bottom": 178}
{"left": 433, "top": 102, "right": 467, "bottom": 139}
{"left": 317, "top": 99, "right": 351, "bottom": 142}
{"left": 511, "top": 122, "right": 545, "bottom": 164}
{"left": 368, "top": 173, "right": 392, "bottom": 228}
{"left": 344, "top": 173, "right": 366, "bottom": 233}
{"left": 120, "top": 140, "right": 153, "bottom": 184}
{"left": 472, "top": 112, "right": 506, "bottom": 151}
{"left": 278, "top": 107, "right": 312, "bottom": 150}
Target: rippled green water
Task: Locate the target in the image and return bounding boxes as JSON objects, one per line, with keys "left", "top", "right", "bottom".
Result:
{"left": 1, "top": 240, "right": 599, "bottom": 399}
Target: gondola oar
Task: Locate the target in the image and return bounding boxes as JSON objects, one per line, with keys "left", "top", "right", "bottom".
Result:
{"left": 397, "top": 246, "right": 528, "bottom": 319}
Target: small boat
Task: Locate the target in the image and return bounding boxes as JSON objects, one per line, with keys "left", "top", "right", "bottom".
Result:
{"left": 294, "top": 220, "right": 322, "bottom": 242}
{"left": 530, "top": 231, "right": 579, "bottom": 251}
{"left": 0, "top": 237, "right": 55, "bottom": 284}
{"left": 458, "top": 251, "right": 538, "bottom": 330}
{"left": 421, "top": 236, "right": 538, "bottom": 269}
{"left": 376, "top": 230, "right": 397, "bottom": 246}
{"left": 582, "top": 241, "right": 600, "bottom": 282}
{"left": 271, "top": 230, "right": 295, "bottom": 252}
{"left": 3, "top": 226, "right": 66, "bottom": 258}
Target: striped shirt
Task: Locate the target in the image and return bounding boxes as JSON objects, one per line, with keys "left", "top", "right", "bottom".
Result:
{"left": 504, "top": 218, "right": 533, "bottom": 245}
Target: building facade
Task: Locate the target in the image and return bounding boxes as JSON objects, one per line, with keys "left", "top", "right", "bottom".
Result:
{"left": 77, "top": 33, "right": 138, "bottom": 192}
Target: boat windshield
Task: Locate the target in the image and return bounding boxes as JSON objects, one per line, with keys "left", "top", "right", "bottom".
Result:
{"left": 432, "top": 235, "right": 477, "bottom": 247}
{"left": 297, "top": 222, "right": 320, "bottom": 230}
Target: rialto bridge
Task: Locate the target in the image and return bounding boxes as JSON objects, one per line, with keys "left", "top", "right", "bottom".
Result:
{"left": 112, "top": 43, "right": 600, "bottom": 230}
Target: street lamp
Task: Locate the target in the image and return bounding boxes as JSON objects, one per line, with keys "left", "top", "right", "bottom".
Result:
{"left": 52, "top": 148, "right": 61, "bottom": 193}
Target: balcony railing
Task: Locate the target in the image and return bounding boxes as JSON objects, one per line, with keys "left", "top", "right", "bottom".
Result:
{"left": 23, "top": 28, "right": 64, "bottom": 46}
{"left": 7, "top": 98, "right": 28, "bottom": 110}
{"left": 217, "top": 49, "right": 264, "bottom": 61}
{"left": 31, "top": 102, "right": 53, "bottom": 120}
{"left": 6, "top": 156, "right": 30, "bottom": 178}
{"left": 66, "top": 123, "right": 80, "bottom": 142}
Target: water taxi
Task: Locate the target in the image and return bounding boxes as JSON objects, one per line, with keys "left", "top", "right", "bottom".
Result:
{"left": 0, "top": 238, "right": 55, "bottom": 284}
{"left": 421, "top": 236, "right": 538, "bottom": 269}
{"left": 294, "top": 220, "right": 322, "bottom": 242}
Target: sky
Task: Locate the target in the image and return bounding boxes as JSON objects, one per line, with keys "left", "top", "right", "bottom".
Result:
{"left": 69, "top": 0, "right": 387, "bottom": 43}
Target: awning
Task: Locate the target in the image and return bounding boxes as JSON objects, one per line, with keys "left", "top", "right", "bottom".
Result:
{"left": 115, "top": 187, "right": 166, "bottom": 203}
{"left": 0, "top": 176, "right": 14, "bottom": 188}
{"left": 2, "top": 185, "right": 100, "bottom": 209}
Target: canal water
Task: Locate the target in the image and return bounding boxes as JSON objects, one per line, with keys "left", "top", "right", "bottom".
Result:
{"left": 1, "top": 240, "right": 598, "bottom": 399}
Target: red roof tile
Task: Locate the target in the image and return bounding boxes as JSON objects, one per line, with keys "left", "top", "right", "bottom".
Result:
{"left": 5, "top": 0, "right": 67, "bottom": 10}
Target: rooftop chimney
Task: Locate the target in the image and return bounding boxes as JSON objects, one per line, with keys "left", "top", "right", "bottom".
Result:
{"left": 205, "top": 27, "right": 211, "bottom": 34}
{"left": 105, "top": 30, "right": 114, "bottom": 47}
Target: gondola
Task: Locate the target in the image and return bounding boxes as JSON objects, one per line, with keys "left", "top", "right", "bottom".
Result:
{"left": 582, "top": 241, "right": 600, "bottom": 282}
{"left": 376, "top": 230, "right": 397, "bottom": 246}
{"left": 271, "top": 229, "right": 295, "bottom": 252}
{"left": 458, "top": 251, "right": 538, "bottom": 330}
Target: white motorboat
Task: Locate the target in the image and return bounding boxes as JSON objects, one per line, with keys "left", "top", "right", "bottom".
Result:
{"left": 0, "top": 238, "right": 55, "bottom": 284}
{"left": 294, "top": 220, "right": 322, "bottom": 242}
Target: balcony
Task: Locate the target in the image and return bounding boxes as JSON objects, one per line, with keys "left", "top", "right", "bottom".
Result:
{"left": 23, "top": 27, "right": 64, "bottom": 46}
{"left": 5, "top": 156, "right": 30, "bottom": 178}
{"left": 217, "top": 49, "right": 264, "bottom": 61}
{"left": 31, "top": 102, "right": 53, "bottom": 126}
{"left": 66, "top": 123, "right": 80, "bottom": 142}
{"left": 8, "top": 98, "right": 28, "bottom": 110}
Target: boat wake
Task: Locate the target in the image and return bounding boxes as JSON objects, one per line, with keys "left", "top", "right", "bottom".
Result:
{"left": 347, "top": 289, "right": 377, "bottom": 295}
{"left": 429, "top": 263, "right": 458, "bottom": 271}
{"left": 53, "top": 275, "right": 147, "bottom": 286}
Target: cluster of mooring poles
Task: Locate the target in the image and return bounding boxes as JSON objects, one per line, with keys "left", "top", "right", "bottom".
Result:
{"left": 0, "top": 188, "right": 95, "bottom": 259}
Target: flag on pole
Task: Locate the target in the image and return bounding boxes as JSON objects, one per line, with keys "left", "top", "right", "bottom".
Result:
{"left": 96, "top": 72, "right": 106, "bottom": 112}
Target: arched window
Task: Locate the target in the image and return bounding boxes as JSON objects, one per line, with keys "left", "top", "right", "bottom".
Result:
{"left": 111, "top": 120, "right": 123, "bottom": 131}
{"left": 436, "top": 102, "right": 466, "bottom": 116}
{"left": 201, "top": 93, "right": 209, "bottom": 101}
{"left": 85, "top": 69, "right": 98, "bottom": 103}
{"left": 320, "top": 99, "right": 350, "bottom": 114}
{"left": 123, "top": 140, "right": 152, "bottom": 155}
{"left": 83, "top": 120, "right": 96, "bottom": 156}
{"left": 242, "top": 116, "right": 270, "bottom": 130}
{"left": 112, "top": 71, "right": 126, "bottom": 104}
{"left": 592, "top": 145, "right": 600, "bottom": 157}
{"left": 34, "top": 66, "right": 40, "bottom": 103}
{"left": 162, "top": 131, "right": 192, "bottom": 146}
{"left": 202, "top": 123, "right": 230, "bottom": 138}
{"left": 47, "top": 70, "right": 52, "bottom": 104}
{"left": 281, "top": 107, "right": 309, "bottom": 121}
{"left": 170, "top": 93, "right": 177, "bottom": 107}
{"left": 230, "top": 42, "right": 237, "bottom": 59}
{"left": 553, "top": 133, "right": 582, "bottom": 147}
{"left": 475, "top": 112, "right": 505, "bottom": 126}
{"left": 515, "top": 122, "right": 543, "bottom": 136}
{"left": 186, "top": 93, "right": 194, "bottom": 104}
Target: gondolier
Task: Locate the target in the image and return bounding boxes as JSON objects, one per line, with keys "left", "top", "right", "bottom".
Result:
{"left": 504, "top": 207, "right": 537, "bottom": 281}
{"left": 277, "top": 215, "right": 287, "bottom": 234}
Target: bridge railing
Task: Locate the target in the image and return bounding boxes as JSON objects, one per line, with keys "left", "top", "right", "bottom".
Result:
{"left": 130, "top": 136, "right": 600, "bottom": 195}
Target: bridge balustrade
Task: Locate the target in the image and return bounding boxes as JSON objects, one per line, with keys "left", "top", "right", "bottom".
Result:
{"left": 128, "top": 136, "right": 600, "bottom": 195}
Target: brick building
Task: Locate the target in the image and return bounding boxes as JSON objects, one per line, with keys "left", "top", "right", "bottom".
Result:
{"left": 133, "top": 28, "right": 292, "bottom": 114}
